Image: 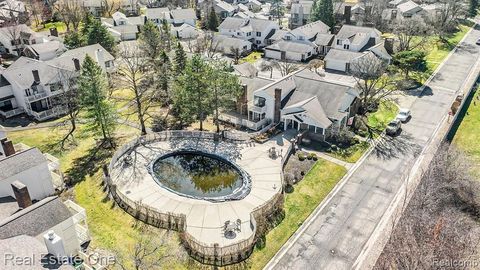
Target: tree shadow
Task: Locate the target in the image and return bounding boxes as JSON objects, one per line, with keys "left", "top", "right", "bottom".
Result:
{"left": 372, "top": 133, "right": 422, "bottom": 160}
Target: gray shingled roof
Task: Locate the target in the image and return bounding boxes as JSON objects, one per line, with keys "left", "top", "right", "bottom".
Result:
{"left": 291, "top": 20, "right": 330, "bottom": 39}
{"left": 314, "top": 33, "right": 335, "bottom": 46}
{"left": 0, "top": 196, "right": 72, "bottom": 239}
{"left": 146, "top": 7, "right": 170, "bottom": 19}
{"left": 219, "top": 17, "right": 248, "bottom": 30}
{"left": 335, "top": 25, "right": 381, "bottom": 40}
{"left": 324, "top": 48, "right": 365, "bottom": 62}
{"left": 233, "top": 62, "right": 258, "bottom": 77}
{"left": 171, "top": 8, "right": 196, "bottom": 20}
{"left": 265, "top": 40, "right": 315, "bottom": 53}
{"left": 239, "top": 76, "right": 274, "bottom": 101}
{"left": 0, "top": 148, "right": 47, "bottom": 180}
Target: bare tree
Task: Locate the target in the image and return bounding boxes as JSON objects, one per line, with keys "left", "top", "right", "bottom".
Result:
{"left": 116, "top": 44, "right": 159, "bottom": 135}
{"left": 349, "top": 53, "right": 398, "bottom": 114}
{"left": 102, "top": 0, "right": 122, "bottom": 17}
{"left": 272, "top": 58, "right": 299, "bottom": 77}
{"left": 230, "top": 46, "right": 241, "bottom": 65}
{"left": 306, "top": 59, "right": 324, "bottom": 74}
{"left": 260, "top": 60, "right": 274, "bottom": 78}
{"left": 53, "top": 0, "right": 84, "bottom": 32}
{"left": 426, "top": 0, "right": 467, "bottom": 42}
{"left": 56, "top": 69, "right": 81, "bottom": 148}
{"left": 194, "top": 31, "right": 220, "bottom": 58}
{"left": 391, "top": 16, "right": 431, "bottom": 52}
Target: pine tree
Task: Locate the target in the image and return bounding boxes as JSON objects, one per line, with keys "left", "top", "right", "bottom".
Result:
{"left": 173, "top": 42, "right": 187, "bottom": 75}
{"left": 138, "top": 20, "right": 162, "bottom": 60}
{"left": 85, "top": 19, "right": 116, "bottom": 54}
{"left": 78, "top": 55, "right": 117, "bottom": 144}
{"left": 207, "top": 7, "right": 219, "bottom": 31}
{"left": 310, "top": 0, "right": 334, "bottom": 28}
{"left": 157, "top": 51, "right": 171, "bottom": 101}
{"left": 64, "top": 31, "right": 86, "bottom": 49}
{"left": 469, "top": 0, "right": 478, "bottom": 17}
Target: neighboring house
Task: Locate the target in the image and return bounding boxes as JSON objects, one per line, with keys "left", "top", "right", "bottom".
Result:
{"left": 332, "top": 25, "right": 381, "bottom": 52}
{"left": 397, "top": 0, "right": 425, "bottom": 18}
{"left": 233, "top": 62, "right": 258, "bottom": 77}
{"left": 0, "top": 24, "right": 45, "bottom": 56}
{"left": 170, "top": 8, "right": 197, "bottom": 26}
{"left": 246, "top": 0, "right": 262, "bottom": 11}
{"left": 0, "top": 0, "right": 28, "bottom": 26}
{"left": 102, "top": 11, "right": 144, "bottom": 41}
{"left": 218, "top": 17, "right": 279, "bottom": 48}
{"left": 265, "top": 20, "right": 332, "bottom": 61}
{"left": 23, "top": 40, "right": 67, "bottom": 61}
{"left": 200, "top": 0, "right": 237, "bottom": 20}
{"left": 80, "top": 0, "right": 139, "bottom": 17}
{"left": 220, "top": 68, "right": 359, "bottom": 139}
{"left": 324, "top": 48, "right": 365, "bottom": 72}
{"left": 145, "top": 7, "right": 172, "bottom": 24}
{"left": 213, "top": 35, "right": 252, "bottom": 56}
{"left": 171, "top": 23, "right": 200, "bottom": 39}
{"left": 0, "top": 44, "right": 114, "bottom": 120}
{"left": 289, "top": 1, "right": 313, "bottom": 29}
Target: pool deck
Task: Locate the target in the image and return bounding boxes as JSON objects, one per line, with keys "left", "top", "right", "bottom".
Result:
{"left": 110, "top": 133, "right": 292, "bottom": 247}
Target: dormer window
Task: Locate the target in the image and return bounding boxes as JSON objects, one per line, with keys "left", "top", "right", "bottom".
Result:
{"left": 337, "top": 39, "right": 343, "bottom": 45}
{"left": 286, "top": 35, "right": 291, "bottom": 40}
{"left": 299, "top": 36, "right": 304, "bottom": 40}
{"left": 256, "top": 31, "right": 261, "bottom": 37}
{"left": 344, "top": 44, "right": 349, "bottom": 49}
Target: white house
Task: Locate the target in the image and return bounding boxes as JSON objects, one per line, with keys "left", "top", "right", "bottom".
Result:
{"left": 171, "top": 23, "right": 200, "bottom": 39}
{"left": 218, "top": 17, "right": 279, "bottom": 48}
{"left": 213, "top": 35, "right": 252, "bottom": 56}
{"left": 200, "top": 0, "right": 237, "bottom": 20}
{"left": 264, "top": 40, "right": 316, "bottom": 61}
{"left": 145, "top": 7, "right": 172, "bottom": 24}
{"left": 23, "top": 40, "right": 66, "bottom": 61}
{"left": 170, "top": 8, "right": 197, "bottom": 26}
{"left": 80, "top": 0, "right": 139, "bottom": 16}
{"left": 332, "top": 25, "right": 381, "bottom": 52}
{"left": 289, "top": 0, "right": 313, "bottom": 29}
{"left": 0, "top": 24, "right": 45, "bottom": 56}
{"left": 220, "top": 68, "right": 359, "bottom": 138}
{"left": 0, "top": 44, "right": 115, "bottom": 120}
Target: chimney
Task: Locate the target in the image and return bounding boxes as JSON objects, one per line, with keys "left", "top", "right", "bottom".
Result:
{"left": 391, "top": 9, "right": 397, "bottom": 20}
{"left": 73, "top": 58, "right": 81, "bottom": 71}
{"left": 43, "top": 230, "right": 67, "bottom": 259}
{"left": 236, "top": 84, "right": 248, "bottom": 115}
{"left": 32, "top": 70, "right": 40, "bottom": 83}
{"left": 11, "top": 181, "right": 32, "bottom": 209}
{"left": 49, "top": 27, "right": 58, "bottom": 37}
{"left": 1, "top": 139, "right": 15, "bottom": 157}
{"left": 95, "top": 48, "right": 105, "bottom": 71}
{"left": 274, "top": 88, "right": 281, "bottom": 123}
{"left": 344, "top": 5, "right": 352, "bottom": 24}
{"left": 384, "top": 38, "right": 394, "bottom": 54}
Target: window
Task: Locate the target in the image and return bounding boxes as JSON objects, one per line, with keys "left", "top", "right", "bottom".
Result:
{"left": 307, "top": 52, "right": 311, "bottom": 56}
{"left": 254, "top": 96, "right": 266, "bottom": 107}
{"left": 243, "top": 45, "right": 247, "bottom": 49}
{"left": 246, "top": 32, "right": 251, "bottom": 36}
{"left": 256, "top": 40, "right": 261, "bottom": 44}
{"left": 337, "top": 39, "right": 342, "bottom": 45}
{"left": 299, "top": 36, "right": 304, "bottom": 40}
{"left": 286, "top": 35, "right": 291, "bottom": 40}
{"left": 50, "top": 82, "right": 62, "bottom": 92}
{"left": 105, "top": 61, "right": 112, "bottom": 68}
{"left": 256, "top": 31, "right": 261, "bottom": 37}
{"left": 343, "top": 44, "right": 350, "bottom": 49}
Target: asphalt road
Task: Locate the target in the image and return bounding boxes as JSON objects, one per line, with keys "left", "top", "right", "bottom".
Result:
{"left": 267, "top": 24, "right": 480, "bottom": 270}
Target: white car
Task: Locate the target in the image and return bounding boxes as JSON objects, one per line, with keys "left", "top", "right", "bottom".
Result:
{"left": 396, "top": 108, "right": 411, "bottom": 122}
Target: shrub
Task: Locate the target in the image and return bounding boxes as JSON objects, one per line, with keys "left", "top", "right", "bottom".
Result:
{"left": 298, "top": 152, "right": 306, "bottom": 161}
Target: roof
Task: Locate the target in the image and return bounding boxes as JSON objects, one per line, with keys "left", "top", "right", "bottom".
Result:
{"left": 240, "top": 76, "right": 274, "bottom": 101}
{"left": 127, "top": 15, "right": 145, "bottom": 25}
{"left": 314, "top": 33, "right": 335, "bottom": 46}
{"left": 389, "top": 0, "right": 408, "bottom": 6}
{"left": 265, "top": 40, "right": 315, "bottom": 53}
{"left": 112, "top": 11, "right": 127, "bottom": 22}
{"left": 171, "top": 8, "right": 196, "bottom": 20}
{"left": 290, "top": 1, "right": 313, "bottom": 14}
{"left": 233, "top": 62, "right": 258, "bottom": 77}
{"left": 0, "top": 24, "right": 43, "bottom": 41}
{"left": 111, "top": 24, "right": 138, "bottom": 34}
{"left": 270, "top": 29, "right": 288, "bottom": 40}
{"left": 219, "top": 17, "right": 249, "bottom": 30}
{"left": 324, "top": 48, "right": 365, "bottom": 62}
{"left": 335, "top": 25, "right": 381, "bottom": 41}
{"left": 25, "top": 40, "right": 65, "bottom": 56}
{"left": 214, "top": 35, "right": 252, "bottom": 52}
{"left": 216, "top": 0, "right": 236, "bottom": 12}
{"left": 0, "top": 148, "right": 47, "bottom": 180}
{"left": 367, "top": 42, "right": 392, "bottom": 60}
{"left": 291, "top": 20, "right": 330, "bottom": 39}
{"left": 397, "top": 0, "right": 422, "bottom": 13}
{"left": 0, "top": 196, "right": 72, "bottom": 239}
{"left": 248, "top": 0, "right": 262, "bottom": 6}
{"left": 49, "top": 44, "right": 114, "bottom": 70}
{"left": 146, "top": 7, "right": 171, "bottom": 19}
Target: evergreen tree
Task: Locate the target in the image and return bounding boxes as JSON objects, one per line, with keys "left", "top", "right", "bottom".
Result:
{"left": 64, "top": 31, "right": 86, "bottom": 49}
{"left": 160, "top": 19, "right": 172, "bottom": 51}
{"left": 78, "top": 55, "right": 117, "bottom": 143}
{"left": 173, "top": 42, "right": 187, "bottom": 75}
{"left": 207, "top": 7, "right": 219, "bottom": 31}
{"left": 310, "top": 0, "right": 334, "bottom": 28}
{"left": 173, "top": 55, "right": 213, "bottom": 130}
{"left": 85, "top": 19, "right": 116, "bottom": 54}
{"left": 138, "top": 20, "right": 162, "bottom": 61}
{"left": 469, "top": 0, "right": 478, "bottom": 17}
{"left": 157, "top": 51, "right": 171, "bottom": 101}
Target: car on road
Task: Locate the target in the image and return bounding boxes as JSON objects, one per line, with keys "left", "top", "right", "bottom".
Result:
{"left": 386, "top": 119, "right": 402, "bottom": 136}
{"left": 396, "top": 108, "right": 411, "bottom": 122}
{"left": 476, "top": 38, "right": 480, "bottom": 45}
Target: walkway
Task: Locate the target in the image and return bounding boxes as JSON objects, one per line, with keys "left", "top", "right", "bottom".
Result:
{"left": 266, "top": 23, "right": 480, "bottom": 270}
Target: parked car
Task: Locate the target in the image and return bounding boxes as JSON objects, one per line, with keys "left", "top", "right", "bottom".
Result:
{"left": 476, "top": 38, "right": 480, "bottom": 45}
{"left": 386, "top": 119, "right": 402, "bottom": 136}
{"left": 396, "top": 108, "right": 411, "bottom": 122}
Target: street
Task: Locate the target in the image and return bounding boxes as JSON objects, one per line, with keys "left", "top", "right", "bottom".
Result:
{"left": 266, "top": 24, "right": 480, "bottom": 270}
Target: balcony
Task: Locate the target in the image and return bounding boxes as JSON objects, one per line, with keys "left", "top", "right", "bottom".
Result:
{"left": 219, "top": 112, "right": 271, "bottom": 131}
{"left": 64, "top": 200, "right": 91, "bottom": 245}
{"left": 248, "top": 101, "right": 267, "bottom": 114}
{"left": 27, "top": 106, "right": 67, "bottom": 121}
{"left": 0, "top": 107, "right": 24, "bottom": 118}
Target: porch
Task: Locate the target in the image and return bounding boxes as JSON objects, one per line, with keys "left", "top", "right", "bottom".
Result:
{"left": 64, "top": 200, "right": 91, "bottom": 246}
{"left": 219, "top": 111, "right": 272, "bottom": 131}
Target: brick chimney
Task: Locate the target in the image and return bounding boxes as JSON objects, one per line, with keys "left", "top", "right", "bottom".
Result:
{"left": 73, "top": 58, "right": 81, "bottom": 71}
{"left": 274, "top": 88, "right": 282, "bottom": 123}
{"left": 236, "top": 84, "right": 248, "bottom": 115}
{"left": 32, "top": 70, "right": 40, "bottom": 83}
{"left": 344, "top": 5, "right": 352, "bottom": 24}
{"left": 11, "top": 181, "right": 32, "bottom": 209}
{"left": 49, "top": 27, "right": 58, "bottom": 37}
{"left": 1, "top": 138, "right": 15, "bottom": 157}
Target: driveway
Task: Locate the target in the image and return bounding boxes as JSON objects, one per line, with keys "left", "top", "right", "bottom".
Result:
{"left": 266, "top": 24, "right": 480, "bottom": 270}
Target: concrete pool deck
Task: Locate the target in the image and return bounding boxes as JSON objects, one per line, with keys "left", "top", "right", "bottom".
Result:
{"left": 110, "top": 133, "right": 292, "bottom": 247}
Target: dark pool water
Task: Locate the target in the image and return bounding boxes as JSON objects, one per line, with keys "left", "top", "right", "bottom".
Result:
{"left": 151, "top": 151, "right": 245, "bottom": 199}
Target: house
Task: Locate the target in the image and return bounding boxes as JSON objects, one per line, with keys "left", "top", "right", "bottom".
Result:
{"left": 246, "top": 0, "right": 262, "bottom": 12}
{"left": 80, "top": 0, "right": 139, "bottom": 17}
{"left": 201, "top": 0, "right": 237, "bottom": 20}
{"left": 332, "top": 25, "right": 381, "bottom": 52}
{"left": 220, "top": 68, "right": 359, "bottom": 138}
{"left": 324, "top": 49, "right": 365, "bottom": 72}
{"left": 264, "top": 20, "right": 332, "bottom": 61}
{"left": 289, "top": 1, "right": 313, "bottom": 29}
{"left": 171, "top": 23, "right": 200, "bottom": 39}
{"left": 213, "top": 35, "right": 252, "bottom": 56}
{"left": 0, "top": 0, "right": 28, "bottom": 26}
{"left": 101, "top": 11, "right": 145, "bottom": 41}
{"left": 218, "top": 17, "right": 279, "bottom": 48}
{"left": 0, "top": 24, "right": 46, "bottom": 56}
{"left": 170, "top": 8, "right": 197, "bottom": 26}
{"left": 396, "top": 0, "right": 424, "bottom": 18}
{"left": 23, "top": 40, "right": 66, "bottom": 61}
{"left": 0, "top": 44, "right": 114, "bottom": 120}
{"left": 145, "top": 7, "right": 172, "bottom": 24}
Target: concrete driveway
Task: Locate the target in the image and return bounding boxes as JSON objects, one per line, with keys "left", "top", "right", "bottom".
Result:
{"left": 266, "top": 23, "right": 480, "bottom": 270}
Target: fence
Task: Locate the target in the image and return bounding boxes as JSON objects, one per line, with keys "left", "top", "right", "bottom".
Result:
{"left": 105, "top": 130, "right": 286, "bottom": 266}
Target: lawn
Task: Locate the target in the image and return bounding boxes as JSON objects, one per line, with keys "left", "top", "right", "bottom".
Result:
{"left": 452, "top": 88, "right": 480, "bottom": 175}
{"left": 240, "top": 51, "right": 263, "bottom": 64}
{"left": 246, "top": 159, "right": 347, "bottom": 269}
{"left": 34, "top": 21, "right": 68, "bottom": 33}
{"left": 367, "top": 101, "right": 399, "bottom": 132}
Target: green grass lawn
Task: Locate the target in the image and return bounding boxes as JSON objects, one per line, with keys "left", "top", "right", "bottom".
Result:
{"left": 367, "top": 101, "right": 399, "bottom": 132}
{"left": 34, "top": 21, "right": 68, "bottom": 33}
{"left": 452, "top": 88, "right": 480, "bottom": 174}
{"left": 246, "top": 159, "right": 347, "bottom": 269}
{"left": 240, "top": 51, "right": 263, "bottom": 64}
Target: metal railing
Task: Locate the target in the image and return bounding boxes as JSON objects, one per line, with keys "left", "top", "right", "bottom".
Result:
{"left": 24, "top": 90, "right": 48, "bottom": 102}
{"left": 0, "top": 107, "right": 24, "bottom": 118}
{"left": 27, "top": 106, "right": 67, "bottom": 121}
{"left": 248, "top": 101, "right": 267, "bottom": 114}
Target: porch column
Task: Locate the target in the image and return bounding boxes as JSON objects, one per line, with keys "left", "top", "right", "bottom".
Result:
{"left": 284, "top": 118, "right": 287, "bottom": 130}
{"left": 314, "top": 126, "right": 317, "bottom": 133}
{"left": 297, "top": 121, "right": 300, "bottom": 131}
